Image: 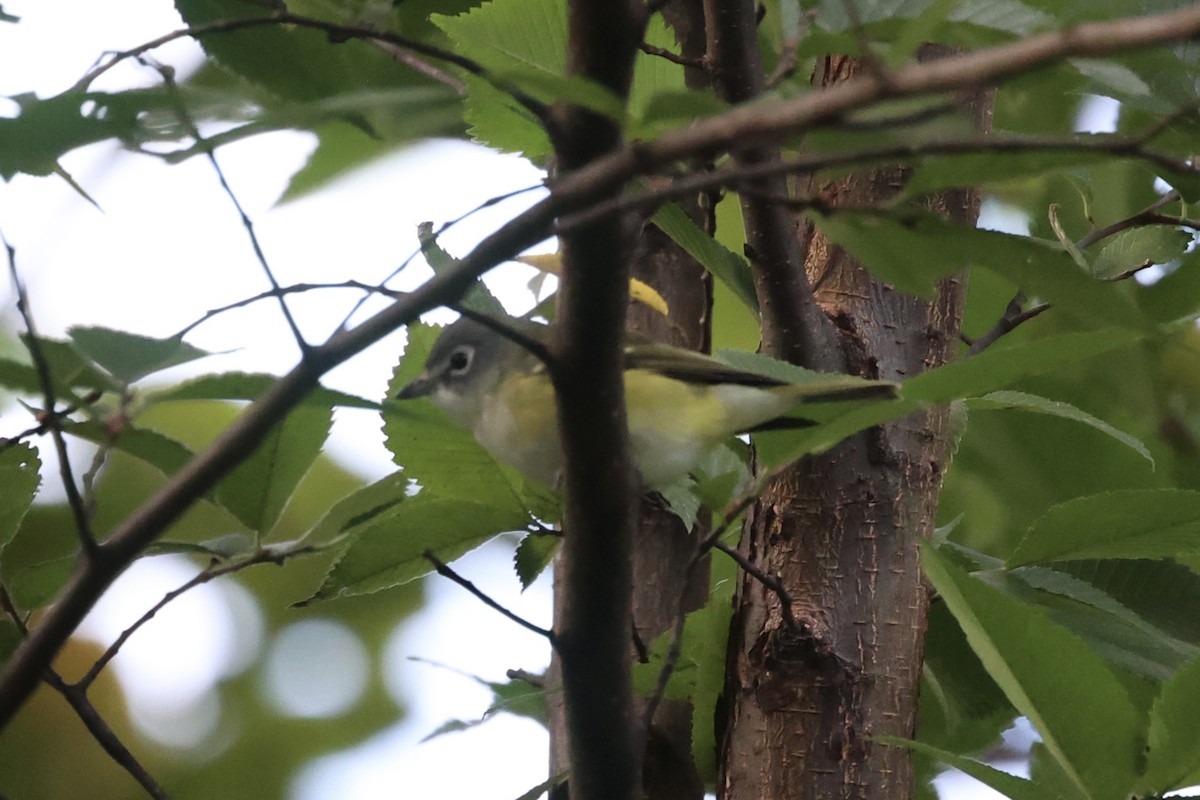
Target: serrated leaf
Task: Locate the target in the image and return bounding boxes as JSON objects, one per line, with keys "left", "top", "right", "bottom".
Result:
{"left": 67, "top": 326, "right": 212, "bottom": 383}
{"left": 1146, "top": 655, "right": 1200, "bottom": 791}
{"left": 513, "top": 530, "right": 559, "bottom": 589}
{"left": 652, "top": 204, "right": 758, "bottom": 314}
{"left": 969, "top": 390, "right": 1152, "bottom": 465}
{"left": 0, "top": 443, "right": 40, "bottom": 554}
{"left": 1088, "top": 226, "right": 1192, "bottom": 280}
{"left": 145, "top": 533, "right": 257, "bottom": 559}
{"left": 922, "top": 545, "right": 1142, "bottom": 800}
{"left": 215, "top": 403, "right": 333, "bottom": 533}
{"left": 149, "top": 372, "right": 378, "bottom": 409}
{"left": 302, "top": 493, "right": 530, "bottom": 602}
{"left": 1009, "top": 490, "right": 1200, "bottom": 566}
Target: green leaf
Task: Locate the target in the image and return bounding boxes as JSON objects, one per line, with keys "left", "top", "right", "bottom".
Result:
{"left": 1009, "top": 490, "right": 1200, "bottom": 566}
{"left": 906, "top": 329, "right": 1139, "bottom": 403}
{"left": 1010, "top": 566, "right": 1197, "bottom": 680}
{"left": 301, "top": 473, "right": 410, "bottom": 548}
{"left": 755, "top": 328, "right": 1139, "bottom": 468}
{"left": 0, "top": 619, "right": 20, "bottom": 666}
{"left": 968, "top": 390, "right": 1152, "bottom": 465}
{"left": 513, "top": 530, "right": 559, "bottom": 589}
{"left": 879, "top": 737, "right": 1058, "bottom": 800}
{"left": 922, "top": 545, "right": 1143, "bottom": 800}
{"left": 149, "top": 372, "right": 378, "bottom": 409}
{"left": 417, "top": 223, "right": 505, "bottom": 316}
{"left": 64, "top": 421, "right": 194, "bottom": 479}
{"left": 5, "top": 554, "right": 75, "bottom": 610}
{"left": 215, "top": 403, "right": 334, "bottom": 533}
{"left": 0, "top": 443, "right": 41, "bottom": 554}
{"left": 651, "top": 204, "right": 758, "bottom": 314}
{"left": 817, "top": 213, "right": 1149, "bottom": 330}
{"left": 175, "top": 0, "right": 429, "bottom": 102}
{"left": 1146, "top": 655, "right": 1200, "bottom": 791}
{"left": 303, "top": 493, "right": 531, "bottom": 602}
{"left": 1088, "top": 226, "right": 1192, "bottom": 281}
{"left": 18, "top": 335, "right": 117, "bottom": 395}
{"left": 67, "top": 326, "right": 212, "bottom": 384}
{"left": 0, "top": 91, "right": 146, "bottom": 179}
{"left": 0, "top": 4, "right": 19, "bottom": 23}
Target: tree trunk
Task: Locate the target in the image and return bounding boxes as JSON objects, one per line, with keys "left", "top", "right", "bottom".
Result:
{"left": 718, "top": 52, "right": 992, "bottom": 800}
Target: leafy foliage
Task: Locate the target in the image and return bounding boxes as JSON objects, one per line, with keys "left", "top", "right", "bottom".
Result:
{"left": 2, "top": 0, "right": 1200, "bottom": 799}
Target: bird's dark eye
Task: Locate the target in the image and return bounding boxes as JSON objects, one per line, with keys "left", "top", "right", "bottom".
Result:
{"left": 448, "top": 346, "right": 473, "bottom": 375}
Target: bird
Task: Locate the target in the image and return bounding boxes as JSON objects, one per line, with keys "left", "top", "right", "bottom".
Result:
{"left": 396, "top": 316, "right": 897, "bottom": 489}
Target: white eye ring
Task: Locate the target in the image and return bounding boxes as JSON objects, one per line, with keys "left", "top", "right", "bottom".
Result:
{"left": 447, "top": 345, "right": 474, "bottom": 375}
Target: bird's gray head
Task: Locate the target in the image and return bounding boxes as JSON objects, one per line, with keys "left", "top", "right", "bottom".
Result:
{"left": 396, "top": 318, "right": 521, "bottom": 425}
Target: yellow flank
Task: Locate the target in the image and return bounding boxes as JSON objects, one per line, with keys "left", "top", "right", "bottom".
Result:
{"left": 475, "top": 367, "right": 799, "bottom": 488}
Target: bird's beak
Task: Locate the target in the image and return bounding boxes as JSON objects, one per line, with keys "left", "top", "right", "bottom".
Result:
{"left": 396, "top": 374, "right": 435, "bottom": 400}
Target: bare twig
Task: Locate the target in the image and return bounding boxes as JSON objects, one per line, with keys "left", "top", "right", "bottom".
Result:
{"left": 151, "top": 63, "right": 310, "bottom": 355}
{"left": 3, "top": 233, "right": 97, "bottom": 557}
{"left": 638, "top": 40, "right": 705, "bottom": 70}
{"left": 422, "top": 550, "right": 553, "bottom": 639}
{"left": 42, "top": 670, "right": 170, "bottom": 800}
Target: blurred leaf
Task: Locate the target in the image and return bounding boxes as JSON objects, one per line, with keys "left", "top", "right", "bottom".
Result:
{"left": 0, "top": 619, "right": 19, "bottom": 665}
{"left": 1088, "top": 225, "right": 1192, "bottom": 281}
{"left": 0, "top": 4, "right": 18, "bottom": 22}
{"left": 0, "top": 443, "right": 40, "bottom": 553}
{"left": 513, "top": 530, "right": 559, "bottom": 589}
{"left": 904, "top": 146, "right": 1113, "bottom": 197}
{"left": 1140, "top": 249, "right": 1200, "bottom": 322}
{"left": 968, "top": 390, "right": 1152, "bottom": 465}
{"left": 1010, "top": 490, "right": 1200, "bottom": 566}
{"left": 216, "top": 403, "right": 334, "bottom": 533}
{"left": 149, "top": 372, "right": 378, "bottom": 409}
{"left": 1146, "top": 654, "right": 1200, "bottom": 791}
{"left": 5, "top": 554, "right": 75, "bottom": 610}
{"left": 0, "top": 91, "right": 145, "bottom": 179}
{"left": 304, "top": 493, "right": 530, "bottom": 602}
{"left": 652, "top": 204, "right": 758, "bottom": 314}
{"left": 68, "top": 326, "right": 212, "bottom": 384}
{"left": 18, "top": 335, "right": 117, "bottom": 395}
{"left": 922, "top": 545, "right": 1142, "bottom": 800}
{"left": 176, "top": 0, "right": 425, "bottom": 102}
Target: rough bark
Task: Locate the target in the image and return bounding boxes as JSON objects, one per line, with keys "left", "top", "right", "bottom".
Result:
{"left": 718, "top": 51, "right": 992, "bottom": 800}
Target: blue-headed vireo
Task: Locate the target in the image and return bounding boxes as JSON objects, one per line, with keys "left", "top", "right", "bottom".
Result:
{"left": 397, "top": 317, "right": 896, "bottom": 489}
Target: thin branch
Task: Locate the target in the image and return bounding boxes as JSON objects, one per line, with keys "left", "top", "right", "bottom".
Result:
{"left": 151, "top": 63, "right": 309, "bottom": 355}
{"left": 3, "top": 233, "right": 97, "bottom": 557}
{"left": 422, "top": 550, "right": 553, "bottom": 639}
{"left": 72, "top": 11, "right": 549, "bottom": 122}
{"left": 80, "top": 546, "right": 316, "bottom": 690}
{"left": 638, "top": 40, "right": 705, "bottom": 70}
{"left": 42, "top": 670, "right": 170, "bottom": 800}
